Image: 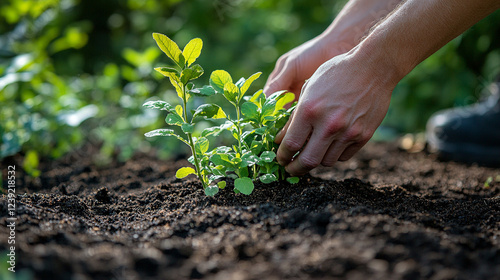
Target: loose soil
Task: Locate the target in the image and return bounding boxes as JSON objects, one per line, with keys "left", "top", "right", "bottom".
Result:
{"left": 1, "top": 142, "right": 499, "bottom": 280}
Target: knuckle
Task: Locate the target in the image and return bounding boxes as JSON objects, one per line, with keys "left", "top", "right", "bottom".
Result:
{"left": 298, "top": 155, "right": 320, "bottom": 170}
{"left": 282, "top": 138, "right": 303, "bottom": 153}
{"left": 324, "top": 119, "right": 346, "bottom": 136}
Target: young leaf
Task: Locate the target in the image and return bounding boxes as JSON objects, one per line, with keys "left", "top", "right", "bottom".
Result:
{"left": 241, "top": 152, "right": 259, "bottom": 167}
{"left": 234, "top": 177, "right": 254, "bottom": 195}
{"left": 249, "top": 89, "right": 264, "bottom": 105}
{"left": 210, "top": 70, "right": 232, "bottom": 93}
{"left": 241, "top": 101, "right": 260, "bottom": 121}
{"left": 240, "top": 72, "right": 261, "bottom": 96}
{"left": 175, "top": 105, "right": 183, "bottom": 117}
{"left": 205, "top": 185, "right": 219, "bottom": 196}
{"left": 193, "top": 104, "right": 227, "bottom": 119}
{"left": 261, "top": 98, "right": 277, "bottom": 120}
{"left": 275, "top": 91, "right": 295, "bottom": 111}
{"left": 144, "top": 129, "right": 189, "bottom": 145}
{"left": 154, "top": 67, "right": 183, "bottom": 94}
{"left": 165, "top": 113, "right": 184, "bottom": 126}
{"left": 223, "top": 82, "right": 239, "bottom": 104}
{"left": 217, "top": 181, "right": 226, "bottom": 189}
{"left": 286, "top": 177, "right": 300, "bottom": 184}
{"left": 260, "top": 173, "right": 277, "bottom": 184}
{"left": 195, "top": 137, "right": 209, "bottom": 155}
{"left": 143, "top": 100, "right": 174, "bottom": 112}
{"left": 181, "top": 123, "right": 195, "bottom": 133}
{"left": 176, "top": 167, "right": 195, "bottom": 179}
{"left": 152, "top": 33, "right": 185, "bottom": 67}
{"left": 260, "top": 151, "right": 276, "bottom": 163}
{"left": 182, "top": 38, "right": 203, "bottom": 66}
{"left": 189, "top": 85, "right": 216, "bottom": 97}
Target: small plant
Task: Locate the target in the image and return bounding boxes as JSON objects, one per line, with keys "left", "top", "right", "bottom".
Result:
{"left": 144, "top": 33, "right": 298, "bottom": 196}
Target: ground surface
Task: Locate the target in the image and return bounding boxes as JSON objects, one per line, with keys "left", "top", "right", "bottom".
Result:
{"left": 1, "top": 142, "right": 499, "bottom": 280}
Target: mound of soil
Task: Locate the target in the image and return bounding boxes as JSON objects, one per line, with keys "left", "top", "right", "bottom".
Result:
{"left": 1, "top": 142, "right": 499, "bottom": 280}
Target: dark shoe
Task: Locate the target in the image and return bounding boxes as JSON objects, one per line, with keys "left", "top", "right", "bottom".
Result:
{"left": 426, "top": 83, "right": 500, "bottom": 167}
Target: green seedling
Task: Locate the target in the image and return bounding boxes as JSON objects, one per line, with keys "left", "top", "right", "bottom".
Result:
{"left": 144, "top": 33, "right": 298, "bottom": 196}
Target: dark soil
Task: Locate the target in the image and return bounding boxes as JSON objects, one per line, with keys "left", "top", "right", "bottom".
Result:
{"left": 1, "top": 142, "right": 499, "bottom": 280}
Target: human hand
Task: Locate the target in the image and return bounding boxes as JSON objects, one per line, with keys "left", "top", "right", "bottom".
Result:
{"left": 264, "top": 37, "right": 348, "bottom": 99}
{"left": 274, "top": 49, "right": 400, "bottom": 176}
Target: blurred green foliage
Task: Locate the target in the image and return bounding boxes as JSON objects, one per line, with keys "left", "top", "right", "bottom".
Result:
{"left": 0, "top": 0, "right": 499, "bottom": 170}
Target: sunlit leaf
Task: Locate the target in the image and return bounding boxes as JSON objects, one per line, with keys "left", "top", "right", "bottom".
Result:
{"left": 240, "top": 72, "right": 261, "bottom": 96}
{"left": 182, "top": 38, "right": 203, "bottom": 66}
{"left": 144, "top": 129, "right": 188, "bottom": 144}
{"left": 223, "top": 82, "right": 239, "bottom": 104}
{"left": 165, "top": 113, "right": 184, "bottom": 126}
{"left": 143, "top": 100, "right": 174, "bottom": 112}
{"left": 176, "top": 167, "right": 196, "bottom": 179}
{"left": 210, "top": 70, "right": 232, "bottom": 93}
{"left": 152, "top": 33, "right": 185, "bottom": 67}
{"left": 193, "top": 104, "right": 227, "bottom": 119}
{"left": 195, "top": 137, "right": 209, "bottom": 155}
{"left": 189, "top": 85, "right": 216, "bottom": 97}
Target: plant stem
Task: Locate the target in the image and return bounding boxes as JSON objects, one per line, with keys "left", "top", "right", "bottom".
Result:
{"left": 182, "top": 85, "right": 207, "bottom": 189}
{"left": 235, "top": 104, "right": 243, "bottom": 155}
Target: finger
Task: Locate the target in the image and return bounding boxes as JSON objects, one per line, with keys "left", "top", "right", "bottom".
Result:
{"left": 338, "top": 141, "right": 367, "bottom": 161}
{"left": 275, "top": 111, "right": 295, "bottom": 144}
{"left": 264, "top": 60, "right": 294, "bottom": 96}
{"left": 276, "top": 113, "right": 312, "bottom": 166}
{"left": 284, "top": 129, "right": 334, "bottom": 176}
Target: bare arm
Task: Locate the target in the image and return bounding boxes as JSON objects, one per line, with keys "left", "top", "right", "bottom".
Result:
{"left": 276, "top": 0, "right": 500, "bottom": 176}
{"left": 264, "top": 0, "right": 403, "bottom": 96}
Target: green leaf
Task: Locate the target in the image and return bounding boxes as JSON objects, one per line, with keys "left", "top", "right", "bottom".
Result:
{"left": 143, "top": 100, "right": 174, "bottom": 112}
{"left": 217, "top": 181, "right": 226, "bottom": 189}
{"left": 176, "top": 167, "right": 196, "bottom": 179}
{"left": 153, "top": 66, "right": 178, "bottom": 75}
{"left": 182, "top": 38, "right": 203, "bottom": 66}
{"left": 286, "top": 177, "right": 300, "bottom": 184}
{"left": 260, "top": 173, "right": 277, "bottom": 184}
{"left": 210, "top": 70, "right": 233, "bottom": 93}
{"left": 241, "top": 101, "right": 260, "bottom": 121}
{"left": 193, "top": 104, "right": 227, "bottom": 119}
{"left": 144, "top": 129, "right": 188, "bottom": 145}
{"left": 250, "top": 141, "right": 263, "bottom": 154}
{"left": 240, "top": 72, "right": 262, "bottom": 96}
{"left": 189, "top": 85, "right": 216, "bottom": 97}
{"left": 175, "top": 105, "right": 183, "bottom": 117}
{"left": 205, "top": 185, "right": 219, "bottom": 196}
{"left": 241, "top": 152, "right": 259, "bottom": 167}
{"left": 195, "top": 137, "right": 209, "bottom": 155}
{"left": 181, "top": 123, "right": 194, "bottom": 133}
{"left": 260, "top": 151, "right": 276, "bottom": 163}
{"left": 154, "top": 67, "right": 183, "bottom": 94}
{"left": 261, "top": 98, "right": 277, "bottom": 120}
{"left": 180, "top": 65, "right": 204, "bottom": 84}
{"left": 165, "top": 113, "right": 184, "bottom": 126}
{"left": 152, "top": 33, "right": 185, "bottom": 67}
{"left": 275, "top": 92, "right": 295, "bottom": 111}
{"left": 234, "top": 177, "right": 254, "bottom": 195}
{"left": 223, "top": 82, "right": 239, "bottom": 104}
{"left": 249, "top": 89, "right": 264, "bottom": 105}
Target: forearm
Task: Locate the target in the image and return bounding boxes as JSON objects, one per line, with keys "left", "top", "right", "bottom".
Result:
{"left": 357, "top": 0, "right": 500, "bottom": 79}
{"left": 318, "top": 0, "right": 403, "bottom": 52}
